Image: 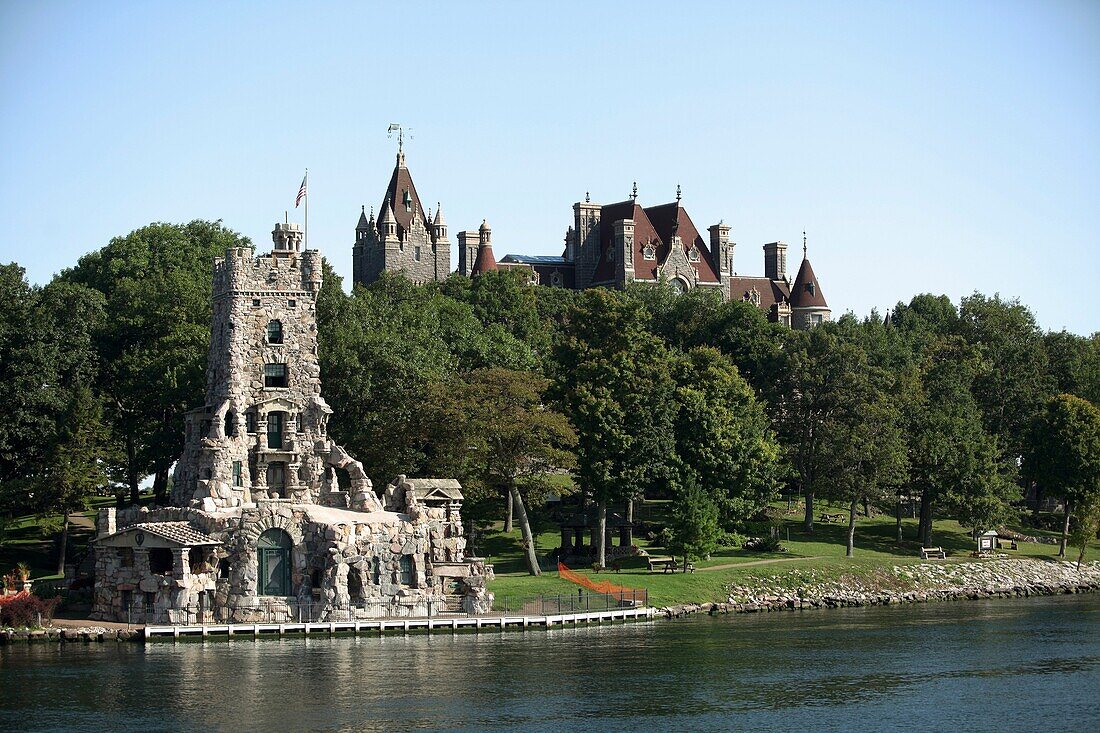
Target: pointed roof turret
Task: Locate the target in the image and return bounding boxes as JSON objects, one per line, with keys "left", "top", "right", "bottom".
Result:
{"left": 380, "top": 149, "right": 429, "bottom": 238}
{"left": 790, "top": 255, "right": 828, "bottom": 308}
{"left": 379, "top": 198, "right": 396, "bottom": 224}
{"left": 433, "top": 202, "right": 445, "bottom": 227}
{"left": 356, "top": 205, "right": 370, "bottom": 230}
{"left": 471, "top": 219, "right": 498, "bottom": 275}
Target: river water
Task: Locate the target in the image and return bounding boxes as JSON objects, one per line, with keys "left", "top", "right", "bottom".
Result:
{"left": 3, "top": 594, "right": 1098, "bottom": 732}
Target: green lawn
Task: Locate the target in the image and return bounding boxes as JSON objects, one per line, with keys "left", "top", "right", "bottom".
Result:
{"left": 0, "top": 494, "right": 123, "bottom": 581}
{"left": 483, "top": 499, "right": 1093, "bottom": 608}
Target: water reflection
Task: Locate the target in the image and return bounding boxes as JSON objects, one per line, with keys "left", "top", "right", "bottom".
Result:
{"left": 4, "top": 595, "right": 1099, "bottom": 732}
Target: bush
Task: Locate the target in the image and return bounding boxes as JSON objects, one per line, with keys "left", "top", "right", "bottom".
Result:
{"left": 0, "top": 592, "right": 61, "bottom": 628}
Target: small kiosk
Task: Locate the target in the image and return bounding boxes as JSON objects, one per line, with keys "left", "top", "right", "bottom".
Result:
{"left": 978, "top": 530, "right": 999, "bottom": 554}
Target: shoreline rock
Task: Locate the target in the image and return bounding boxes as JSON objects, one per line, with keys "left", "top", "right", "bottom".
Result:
{"left": 658, "top": 558, "right": 1100, "bottom": 618}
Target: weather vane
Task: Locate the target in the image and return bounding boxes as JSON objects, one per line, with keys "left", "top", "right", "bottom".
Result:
{"left": 387, "top": 123, "right": 412, "bottom": 153}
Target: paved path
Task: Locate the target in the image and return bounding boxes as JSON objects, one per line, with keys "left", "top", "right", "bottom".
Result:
{"left": 696, "top": 556, "right": 818, "bottom": 573}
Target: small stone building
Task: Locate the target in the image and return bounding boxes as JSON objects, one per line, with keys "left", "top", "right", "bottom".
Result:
{"left": 92, "top": 221, "right": 491, "bottom": 624}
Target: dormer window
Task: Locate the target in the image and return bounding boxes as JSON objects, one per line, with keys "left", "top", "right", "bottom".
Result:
{"left": 403, "top": 190, "right": 412, "bottom": 212}
{"left": 807, "top": 282, "right": 816, "bottom": 296}
{"left": 688, "top": 246, "right": 700, "bottom": 262}
{"left": 642, "top": 243, "right": 656, "bottom": 261}
{"left": 266, "top": 320, "right": 283, "bottom": 344}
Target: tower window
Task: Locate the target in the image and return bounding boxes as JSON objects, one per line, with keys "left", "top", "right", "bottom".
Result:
{"left": 252, "top": 298, "right": 261, "bottom": 307}
{"left": 264, "top": 363, "right": 288, "bottom": 388}
{"left": 414, "top": 246, "right": 421, "bottom": 261}
{"left": 246, "top": 411, "right": 257, "bottom": 433}
{"left": 807, "top": 282, "right": 816, "bottom": 295}
{"left": 266, "top": 320, "right": 283, "bottom": 344}
{"left": 233, "top": 460, "right": 243, "bottom": 487}
{"left": 403, "top": 190, "right": 412, "bottom": 212}
{"left": 288, "top": 299, "right": 296, "bottom": 308}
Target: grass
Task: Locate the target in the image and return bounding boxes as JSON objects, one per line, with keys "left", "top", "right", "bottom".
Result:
{"left": 0, "top": 494, "right": 126, "bottom": 581}
{"left": 483, "top": 499, "right": 1097, "bottom": 608}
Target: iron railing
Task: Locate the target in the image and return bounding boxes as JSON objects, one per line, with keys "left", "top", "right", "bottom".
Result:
{"left": 117, "top": 588, "right": 647, "bottom": 626}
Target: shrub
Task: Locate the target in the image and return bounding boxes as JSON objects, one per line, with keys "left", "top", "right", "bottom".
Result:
{"left": 0, "top": 592, "right": 61, "bottom": 628}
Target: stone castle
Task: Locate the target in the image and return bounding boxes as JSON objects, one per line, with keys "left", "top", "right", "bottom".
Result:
{"left": 352, "top": 152, "right": 830, "bottom": 329}
{"left": 92, "top": 220, "right": 491, "bottom": 624}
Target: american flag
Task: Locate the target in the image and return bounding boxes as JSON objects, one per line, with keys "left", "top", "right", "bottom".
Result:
{"left": 295, "top": 173, "right": 307, "bottom": 208}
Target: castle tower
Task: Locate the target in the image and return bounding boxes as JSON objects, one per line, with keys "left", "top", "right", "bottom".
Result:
{"left": 789, "top": 241, "right": 830, "bottom": 329}
{"left": 572, "top": 197, "right": 602, "bottom": 290}
{"left": 709, "top": 223, "right": 733, "bottom": 300}
{"left": 351, "top": 147, "right": 452, "bottom": 287}
{"left": 471, "top": 219, "right": 498, "bottom": 274}
{"left": 172, "top": 220, "right": 333, "bottom": 508}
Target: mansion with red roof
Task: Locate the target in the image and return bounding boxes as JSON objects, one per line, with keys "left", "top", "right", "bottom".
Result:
{"left": 353, "top": 150, "right": 830, "bottom": 329}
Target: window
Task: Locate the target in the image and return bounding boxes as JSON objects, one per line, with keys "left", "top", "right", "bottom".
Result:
{"left": 398, "top": 554, "right": 414, "bottom": 586}
{"left": 149, "top": 548, "right": 174, "bottom": 575}
{"left": 264, "top": 363, "right": 288, "bottom": 388}
{"left": 120, "top": 547, "right": 134, "bottom": 568}
{"left": 807, "top": 282, "right": 816, "bottom": 296}
{"left": 267, "top": 412, "right": 284, "bottom": 449}
{"left": 257, "top": 529, "right": 292, "bottom": 596}
{"left": 295, "top": 413, "right": 303, "bottom": 432}
{"left": 224, "top": 411, "right": 236, "bottom": 437}
{"left": 266, "top": 320, "right": 283, "bottom": 344}
{"left": 414, "top": 246, "right": 421, "bottom": 262}
{"left": 218, "top": 558, "right": 230, "bottom": 579}
{"left": 372, "top": 557, "right": 381, "bottom": 585}
{"left": 188, "top": 546, "right": 205, "bottom": 574}
{"left": 403, "top": 189, "right": 412, "bottom": 212}
{"left": 233, "top": 460, "right": 243, "bottom": 487}
{"left": 688, "top": 246, "right": 700, "bottom": 262}
{"left": 670, "top": 278, "right": 687, "bottom": 295}
{"left": 144, "top": 591, "right": 156, "bottom": 609}
{"left": 266, "top": 462, "right": 286, "bottom": 494}
{"left": 252, "top": 298, "right": 261, "bottom": 307}
{"left": 288, "top": 299, "right": 296, "bottom": 308}
{"left": 246, "top": 411, "right": 257, "bottom": 433}
{"left": 348, "top": 568, "right": 365, "bottom": 604}
{"left": 642, "top": 244, "right": 656, "bottom": 260}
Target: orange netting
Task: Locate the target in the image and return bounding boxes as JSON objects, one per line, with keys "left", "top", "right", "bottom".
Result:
{"left": 557, "top": 562, "right": 643, "bottom": 602}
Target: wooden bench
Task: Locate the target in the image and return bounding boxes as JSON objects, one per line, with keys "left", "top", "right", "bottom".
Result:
{"left": 647, "top": 557, "right": 677, "bottom": 573}
{"left": 920, "top": 546, "right": 947, "bottom": 559}
{"left": 996, "top": 538, "right": 1018, "bottom": 551}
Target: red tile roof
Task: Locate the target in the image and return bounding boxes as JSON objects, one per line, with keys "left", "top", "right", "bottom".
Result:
{"left": 790, "top": 258, "right": 828, "bottom": 308}
{"left": 728, "top": 276, "right": 791, "bottom": 311}
{"left": 643, "top": 202, "right": 720, "bottom": 283}
{"left": 471, "top": 244, "right": 499, "bottom": 274}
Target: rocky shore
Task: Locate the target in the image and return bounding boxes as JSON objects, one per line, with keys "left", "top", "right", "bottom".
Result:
{"left": 657, "top": 558, "right": 1100, "bottom": 618}
{"left": 1, "top": 626, "right": 142, "bottom": 644}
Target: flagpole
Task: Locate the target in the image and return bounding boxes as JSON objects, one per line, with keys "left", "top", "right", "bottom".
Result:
{"left": 304, "top": 168, "right": 308, "bottom": 251}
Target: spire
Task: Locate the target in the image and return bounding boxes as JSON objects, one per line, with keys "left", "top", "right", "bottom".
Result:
{"left": 585, "top": 191, "right": 590, "bottom": 203}
{"left": 676, "top": 184, "right": 681, "bottom": 203}
{"left": 471, "top": 219, "right": 498, "bottom": 275}
{"left": 631, "top": 181, "right": 638, "bottom": 201}
{"left": 790, "top": 256, "right": 828, "bottom": 309}
{"left": 380, "top": 198, "right": 396, "bottom": 224}
{"left": 356, "top": 205, "right": 370, "bottom": 230}
{"left": 433, "top": 202, "right": 445, "bottom": 226}
{"left": 803, "top": 230, "right": 808, "bottom": 259}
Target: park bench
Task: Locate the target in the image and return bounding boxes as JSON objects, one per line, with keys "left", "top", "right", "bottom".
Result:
{"left": 820, "top": 513, "right": 845, "bottom": 523}
{"left": 996, "top": 538, "right": 1018, "bottom": 551}
{"left": 648, "top": 557, "right": 677, "bottom": 573}
{"left": 920, "top": 546, "right": 947, "bottom": 559}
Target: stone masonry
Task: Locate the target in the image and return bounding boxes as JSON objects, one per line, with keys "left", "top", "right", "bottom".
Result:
{"left": 93, "top": 221, "right": 492, "bottom": 623}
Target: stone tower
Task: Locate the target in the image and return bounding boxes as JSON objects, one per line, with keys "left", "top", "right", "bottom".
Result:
{"left": 172, "top": 221, "right": 353, "bottom": 509}
{"left": 351, "top": 148, "right": 452, "bottom": 286}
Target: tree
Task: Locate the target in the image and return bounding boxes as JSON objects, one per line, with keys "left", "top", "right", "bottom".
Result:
{"left": 773, "top": 326, "right": 871, "bottom": 533}
{"left": 1069, "top": 493, "right": 1100, "bottom": 569}
{"left": 671, "top": 347, "right": 783, "bottom": 529}
{"left": 1024, "top": 394, "right": 1100, "bottom": 557}
{"left": 39, "top": 386, "right": 110, "bottom": 573}
{"left": 318, "top": 271, "right": 535, "bottom": 485}
{"left": 553, "top": 289, "right": 677, "bottom": 568}
{"left": 63, "top": 221, "right": 248, "bottom": 504}
{"left": 958, "top": 293, "right": 1053, "bottom": 460}
{"left": 430, "top": 369, "right": 576, "bottom": 575}
{"left": 663, "top": 472, "right": 721, "bottom": 569}
{"left": 820, "top": 378, "right": 908, "bottom": 557}
{"left": 906, "top": 338, "right": 1012, "bottom": 547}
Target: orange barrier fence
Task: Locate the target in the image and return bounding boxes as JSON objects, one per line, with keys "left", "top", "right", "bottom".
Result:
{"left": 557, "top": 562, "right": 644, "bottom": 602}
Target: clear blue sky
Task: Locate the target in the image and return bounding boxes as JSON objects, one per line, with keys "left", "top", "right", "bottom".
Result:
{"left": 2, "top": 1, "right": 1097, "bottom": 334}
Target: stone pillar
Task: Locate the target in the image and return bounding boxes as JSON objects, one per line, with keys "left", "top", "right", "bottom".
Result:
{"left": 97, "top": 508, "right": 117, "bottom": 539}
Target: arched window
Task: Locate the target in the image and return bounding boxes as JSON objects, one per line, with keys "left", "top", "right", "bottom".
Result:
{"left": 257, "top": 529, "right": 292, "bottom": 596}
{"left": 266, "top": 320, "right": 283, "bottom": 344}
{"left": 670, "top": 278, "right": 688, "bottom": 295}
